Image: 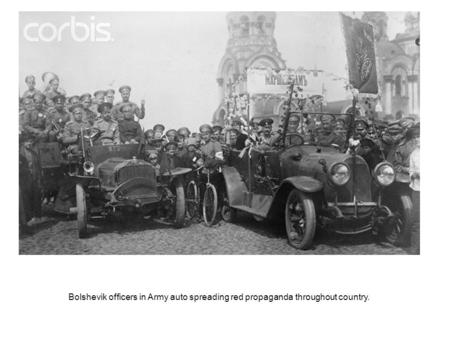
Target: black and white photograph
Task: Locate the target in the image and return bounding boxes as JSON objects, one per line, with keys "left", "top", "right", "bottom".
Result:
{"left": 4, "top": 1, "right": 450, "bottom": 337}
{"left": 18, "top": 11, "right": 421, "bottom": 255}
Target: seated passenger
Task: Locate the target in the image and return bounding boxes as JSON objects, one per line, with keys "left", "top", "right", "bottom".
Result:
{"left": 118, "top": 104, "right": 143, "bottom": 144}
{"left": 93, "top": 102, "right": 120, "bottom": 145}
{"left": 62, "top": 104, "right": 90, "bottom": 154}
{"left": 315, "top": 114, "right": 345, "bottom": 149}
{"left": 256, "top": 118, "right": 277, "bottom": 149}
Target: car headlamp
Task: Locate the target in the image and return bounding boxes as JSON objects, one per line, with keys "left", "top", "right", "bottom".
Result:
{"left": 83, "top": 161, "right": 95, "bottom": 176}
{"left": 373, "top": 162, "right": 395, "bottom": 186}
{"left": 329, "top": 162, "right": 350, "bottom": 186}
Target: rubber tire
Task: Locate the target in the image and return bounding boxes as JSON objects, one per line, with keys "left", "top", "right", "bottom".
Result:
{"left": 285, "top": 189, "right": 316, "bottom": 250}
{"left": 220, "top": 189, "right": 236, "bottom": 223}
{"left": 76, "top": 183, "right": 88, "bottom": 238}
{"left": 173, "top": 178, "right": 186, "bottom": 228}
{"left": 203, "top": 184, "right": 218, "bottom": 227}
{"left": 185, "top": 180, "right": 199, "bottom": 220}
{"left": 386, "top": 194, "right": 413, "bottom": 245}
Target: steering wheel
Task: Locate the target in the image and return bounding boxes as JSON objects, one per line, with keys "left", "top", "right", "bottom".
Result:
{"left": 285, "top": 133, "right": 304, "bottom": 146}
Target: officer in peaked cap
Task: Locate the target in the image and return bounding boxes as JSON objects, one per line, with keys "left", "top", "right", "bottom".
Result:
{"left": 315, "top": 113, "right": 344, "bottom": 149}
{"left": 199, "top": 123, "right": 224, "bottom": 167}
{"left": 153, "top": 124, "right": 165, "bottom": 140}
{"left": 90, "top": 90, "right": 106, "bottom": 115}
{"left": 212, "top": 125, "right": 224, "bottom": 142}
{"left": 165, "top": 129, "right": 178, "bottom": 143}
{"left": 105, "top": 89, "right": 115, "bottom": 104}
{"left": 257, "top": 118, "right": 276, "bottom": 147}
{"left": 111, "top": 85, "right": 145, "bottom": 121}
{"left": 93, "top": 102, "right": 120, "bottom": 145}
{"left": 79, "top": 93, "right": 97, "bottom": 126}
{"left": 353, "top": 119, "right": 369, "bottom": 139}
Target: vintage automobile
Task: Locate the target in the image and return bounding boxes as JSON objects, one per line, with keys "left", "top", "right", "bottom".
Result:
{"left": 54, "top": 135, "right": 190, "bottom": 238}
{"left": 217, "top": 112, "right": 412, "bottom": 250}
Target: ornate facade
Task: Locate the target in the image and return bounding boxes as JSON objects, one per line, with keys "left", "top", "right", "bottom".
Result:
{"left": 213, "top": 12, "right": 286, "bottom": 124}
{"left": 362, "top": 12, "right": 420, "bottom": 119}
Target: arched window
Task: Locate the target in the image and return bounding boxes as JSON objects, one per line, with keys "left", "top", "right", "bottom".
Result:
{"left": 395, "top": 75, "right": 402, "bottom": 96}
{"left": 256, "top": 15, "right": 265, "bottom": 35}
{"left": 240, "top": 16, "right": 249, "bottom": 36}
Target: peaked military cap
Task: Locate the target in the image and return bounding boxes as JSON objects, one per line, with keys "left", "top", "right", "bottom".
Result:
{"left": 98, "top": 102, "right": 113, "bottom": 113}
{"left": 80, "top": 93, "right": 92, "bottom": 101}
{"left": 199, "top": 124, "right": 213, "bottom": 133}
{"left": 69, "top": 103, "right": 83, "bottom": 113}
{"left": 258, "top": 118, "right": 273, "bottom": 127}
{"left": 52, "top": 94, "right": 66, "bottom": 104}
{"left": 119, "top": 85, "right": 131, "bottom": 93}
{"left": 93, "top": 90, "right": 106, "bottom": 97}
{"left": 153, "top": 124, "right": 165, "bottom": 132}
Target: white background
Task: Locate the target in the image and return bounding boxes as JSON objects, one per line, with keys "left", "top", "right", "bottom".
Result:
{"left": 2, "top": 0, "right": 450, "bottom": 337}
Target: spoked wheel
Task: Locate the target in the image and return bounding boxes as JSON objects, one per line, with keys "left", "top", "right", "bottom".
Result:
{"left": 172, "top": 178, "right": 186, "bottom": 228}
{"left": 220, "top": 190, "right": 236, "bottom": 223}
{"left": 202, "top": 183, "right": 219, "bottom": 227}
{"left": 76, "top": 183, "right": 88, "bottom": 238}
{"left": 185, "top": 180, "right": 199, "bottom": 220}
{"left": 285, "top": 189, "right": 316, "bottom": 250}
{"left": 384, "top": 194, "right": 413, "bottom": 245}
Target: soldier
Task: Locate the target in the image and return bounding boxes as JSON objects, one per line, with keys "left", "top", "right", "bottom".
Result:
{"left": 148, "top": 152, "right": 160, "bottom": 176}
{"left": 118, "top": 103, "right": 143, "bottom": 144}
{"left": 381, "top": 120, "right": 405, "bottom": 161}
{"left": 153, "top": 124, "right": 165, "bottom": 139}
{"left": 62, "top": 104, "right": 90, "bottom": 153}
{"left": 93, "top": 102, "right": 120, "bottom": 145}
{"left": 42, "top": 72, "right": 65, "bottom": 107}
{"left": 349, "top": 119, "right": 383, "bottom": 169}
{"left": 22, "top": 97, "right": 49, "bottom": 142}
{"left": 22, "top": 75, "right": 42, "bottom": 99}
{"left": 90, "top": 90, "right": 106, "bottom": 115}
{"left": 177, "top": 127, "right": 191, "bottom": 146}
{"left": 165, "top": 129, "right": 178, "bottom": 143}
{"left": 212, "top": 125, "right": 224, "bottom": 143}
{"left": 144, "top": 129, "right": 155, "bottom": 143}
{"left": 315, "top": 114, "right": 345, "bottom": 149}
{"left": 278, "top": 113, "right": 304, "bottom": 146}
{"left": 335, "top": 118, "right": 347, "bottom": 140}
{"left": 46, "top": 95, "right": 71, "bottom": 142}
{"left": 80, "top": 93, "right": 97, "bottom": 126}
{"left": 392, "top": 120, "right": 418, "bottom": 182}
{"left": 199, "top": 124, "right": 224, "bottom": 168}
{"left": 105, "top": 89, "right": 115, "bottom": 104}
{"left": 257, "top": 118, "right": 277, "bottom": 148}
{"left": 67, "top": 95, "right": 81, "bottom": 112}
{"left": 111, "top": 85, "right": 145, "bottom": 121}
{"left": 178, "top": 138, "right": 201, "bottom": 168}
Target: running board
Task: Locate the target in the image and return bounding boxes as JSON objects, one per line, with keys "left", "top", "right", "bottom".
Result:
{"left": 232, "top": 193, "right": 272, "bottom": 218}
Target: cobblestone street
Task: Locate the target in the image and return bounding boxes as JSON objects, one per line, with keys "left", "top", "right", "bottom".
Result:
{"left": 19, "top": 214, "right": 408, "bottom": 255}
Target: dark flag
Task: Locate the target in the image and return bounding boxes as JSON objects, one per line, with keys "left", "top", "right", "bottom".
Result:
{"left": 341, "top": 13, "right": 378, "bottom": 94}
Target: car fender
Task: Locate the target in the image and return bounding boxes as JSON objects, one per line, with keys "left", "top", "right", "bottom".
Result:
{"left": 221, "top": 166, "right": 249, "bottom": 206}
{"left": 280, "top": 176, "right": 323, "bottom": 194}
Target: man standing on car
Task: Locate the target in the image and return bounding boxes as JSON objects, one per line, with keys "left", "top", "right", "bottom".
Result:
{"left": 111, "top": 85, "right": 145, "bottom": 121}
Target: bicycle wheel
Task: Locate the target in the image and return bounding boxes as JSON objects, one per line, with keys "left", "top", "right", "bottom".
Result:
{"left": 202, "top": 183, "right": 218, "bottom": 227}
{"left": 185, "top": 180, "right": 199, "bottom": 220}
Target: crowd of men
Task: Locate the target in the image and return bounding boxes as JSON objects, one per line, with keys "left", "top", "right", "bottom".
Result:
{"left": 19, "top": 73, "right": 420, "bottom": 252}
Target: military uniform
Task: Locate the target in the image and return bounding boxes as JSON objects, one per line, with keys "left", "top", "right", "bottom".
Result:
{"left": 119, "top": 119, "right": 143, "bottom": 143}
{"left": 111, "top": 85, "right": 145, "bottom": 121}
{"left": 46, "top": 109, "right": 71, "bottom": 137}
{"left": 82, "top": 108, "right": 98, "bottom": 126}
{"left": 23, "top": 109, "right": 49, "bottom": 142}
{"left": 93, "top": 119, "right": 120, "bottom": 145}
{"left": 316, "top": 129, "right": 345, "bottom": 148}
{"left": 62, "top": 120, "right": 90, "bottom": 145}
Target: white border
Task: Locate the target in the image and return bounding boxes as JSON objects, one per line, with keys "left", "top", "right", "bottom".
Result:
{"left": 2, "top": 1, "right": 450, "bottom": 337}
